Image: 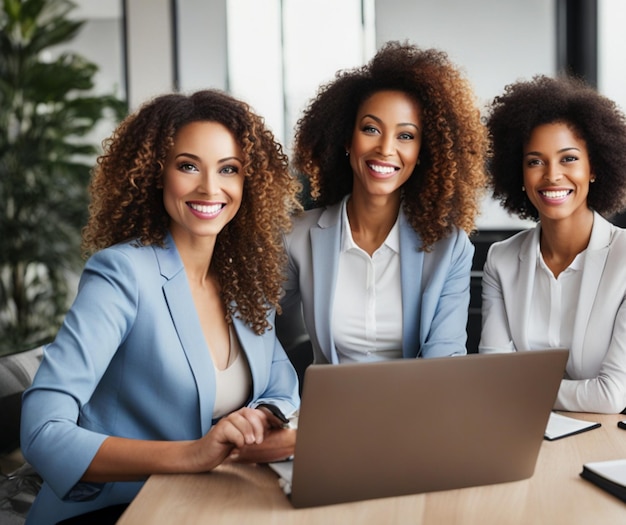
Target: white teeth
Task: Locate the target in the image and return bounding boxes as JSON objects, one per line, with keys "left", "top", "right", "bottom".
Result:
{"left": 541, "top": 190, "right": 570, "bottom": 199}
{"left": 189, "top": 203, "right": 222, "bottom": 214}
{"left": 369, "top": 164, "right": 396, "bottom": 174}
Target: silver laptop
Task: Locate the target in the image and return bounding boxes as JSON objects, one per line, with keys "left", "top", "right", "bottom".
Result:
{"left": 271, "top": 349, "right": 568, "bottom": 508}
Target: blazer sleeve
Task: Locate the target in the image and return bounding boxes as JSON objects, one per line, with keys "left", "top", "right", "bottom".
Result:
{"left": 556, "top": 300, "right": 626, "bottom": 414}
{"left": 418, "top": 229, "right": 472, "bottom": 358}
{"left": 478, "top": 243, "right": 516, "bottom": 354}
{"left": 21, "top": 248, "right": 139, "bottom": 500}
{"left": 248, "top": 321, "right": 300, "bottom": 418}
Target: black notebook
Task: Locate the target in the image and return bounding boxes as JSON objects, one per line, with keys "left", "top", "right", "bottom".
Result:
{"left": 580, "top": 459, "right": 626, "bottom": 503}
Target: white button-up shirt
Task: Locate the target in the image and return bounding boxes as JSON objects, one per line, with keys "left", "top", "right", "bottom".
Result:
{"left": 527, "top": 241, "right": 585, "bottom": 352}
{"left": 331, "top": 197, "right": 403, "bottom": 362}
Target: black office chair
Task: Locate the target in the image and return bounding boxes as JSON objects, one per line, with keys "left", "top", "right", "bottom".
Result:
{"left": 284, "top": 337, "right": 314, "bottom": 396}
{"left": 275, "top": 304, "right": 313, "bottom": 396}
{"left": 56, "top": 504, "right": 129, "bottom": 524}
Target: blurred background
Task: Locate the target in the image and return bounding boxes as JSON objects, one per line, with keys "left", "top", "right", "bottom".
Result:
{"left": 1, "top": 0, "right": 625, "bottom": 356}
{"left": 68, "top": 0, "right": 626, "bottom": 228}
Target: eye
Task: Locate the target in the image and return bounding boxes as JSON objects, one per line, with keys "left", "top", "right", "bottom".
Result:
{"left": 178, "top": 162, "right": 198, "bottom": 173}
{"left": 361, "top": 124, "right": 380, "bottom": 135}
{"left": 220, "top": 165, "right": 240, "bottom": 176}
{"left": 398, "top": 132, "right": 415, "bottom": 140}
{"left": 525, "top": 158, "right": 543, "bottom": 167}
{"left": 562, "top": 155, "right": 578, "bottom": 163}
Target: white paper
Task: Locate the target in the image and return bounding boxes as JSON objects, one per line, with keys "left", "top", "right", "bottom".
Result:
{"left": 268, "top": 460, "right": 294, "bottom": 495}
{"left": 544, "top": 412, "right": 599, "bottom": 440}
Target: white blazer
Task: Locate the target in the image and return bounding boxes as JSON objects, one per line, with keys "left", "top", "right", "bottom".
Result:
{"left": 480, "top": 212, "right": 626, "bottom": 413}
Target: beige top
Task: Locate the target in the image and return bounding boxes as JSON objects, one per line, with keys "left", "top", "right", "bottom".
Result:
{"left": 212, "top": 326, "right": 252, "bottom": 418}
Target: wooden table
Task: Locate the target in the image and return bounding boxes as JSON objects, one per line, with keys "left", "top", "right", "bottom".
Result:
{"left": 117, "top": 413, "right": 626, "bottom": 524}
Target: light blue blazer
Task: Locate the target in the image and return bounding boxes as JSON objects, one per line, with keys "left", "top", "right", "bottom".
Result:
{"left": 20, "top": 234, "right": 299, "bottom": 525}
{"left": 281, "top": 202, "right": 472, "bottom": 363}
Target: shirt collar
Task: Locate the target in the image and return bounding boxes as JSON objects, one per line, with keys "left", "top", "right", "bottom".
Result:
{"left": 339, "top": 194, "right": 401, "bottom": 254}
{"left": 534, "top": 220, "right": 589, "bottom": 273}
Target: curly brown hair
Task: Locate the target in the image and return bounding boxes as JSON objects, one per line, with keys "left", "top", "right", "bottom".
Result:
{"left": 82, "top": 89, "right": 301, "bottom": 334}
{"left": 486, "top": 74, "right": 626, "bottom": 221}
{"left": 291, "top": 40, "right": 488, "bottom": 249}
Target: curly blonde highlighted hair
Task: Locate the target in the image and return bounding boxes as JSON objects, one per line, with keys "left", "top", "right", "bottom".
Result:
{"left": 292, "top": 40, "right": 488, "bottom": 250}
{"left": 83, "top": 89, "right": 301, "bottom": 334}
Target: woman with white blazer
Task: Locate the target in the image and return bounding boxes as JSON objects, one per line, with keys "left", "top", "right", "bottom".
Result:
{"left": 281, "top": 42, "right": 488, "bottom": 364}
{"left": 480, "top": 75, "right": 626, "bottom": 414}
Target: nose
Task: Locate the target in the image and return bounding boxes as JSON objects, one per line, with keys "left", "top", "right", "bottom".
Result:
{"left": 545, "top": 162, "right": 562, "bottom": 183}
{"left": 376, "top": 133, "right": 395, "bottom": 157}
{"left": 198, "top": 170, "right": 218, "bottom": 195}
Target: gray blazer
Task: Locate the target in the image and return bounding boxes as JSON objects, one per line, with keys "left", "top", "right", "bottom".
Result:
{"left": 480, "top": 212, "right": 626, "bottom": 413}
{"left": 281, "top": 202, "right": 473, "bottom": 363}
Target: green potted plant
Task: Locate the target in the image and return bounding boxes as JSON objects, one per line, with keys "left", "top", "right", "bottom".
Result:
{"left": 0, "top": 0, "right": 127, "bottom": 355}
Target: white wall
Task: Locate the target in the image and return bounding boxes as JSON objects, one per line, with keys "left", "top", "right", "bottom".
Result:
{"left": 375, "top": 0, "right": 556, "bottom": 105}
{"left": 125, "top": 0, "right": 175, "bottom": 110}
{"left": 177, "top": 0, "right": 228, "bottom": 94}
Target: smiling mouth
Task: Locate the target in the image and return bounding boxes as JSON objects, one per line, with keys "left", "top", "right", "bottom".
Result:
{"left": 367, "top": 162, "right": 398, "bottom": 176}
{"left": 188, "top": 202, "right": 224, "bottom": 215}
{"left": 539, "top": 189, "right": 573, "bottom": 199}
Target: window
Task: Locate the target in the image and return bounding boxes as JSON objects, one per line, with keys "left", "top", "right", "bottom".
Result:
{"left": 227, "top": 0, "right": 375, "bottom": 149}
{"left": 598, "top": 0, "right": 626, "bottom": 112}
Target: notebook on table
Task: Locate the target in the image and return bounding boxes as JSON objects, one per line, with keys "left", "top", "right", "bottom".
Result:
{"left": 544, "top": 411, "right": 601, "bottom": 440}
{"left": 269, "top": 348, "right": 569, "bottom": 508}
{"left": 580, "top": 459, "right": 626, "bottom": 503}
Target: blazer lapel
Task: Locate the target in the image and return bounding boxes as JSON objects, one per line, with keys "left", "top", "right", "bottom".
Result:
{"left": 399, "top": 213, "right": 424, "bottom": 358}
{"left": 512, "top": 226, "right": 539, "bottom": 351}
{"left": 156, "top": 235, "right": 216, "bottom": 434}
{"left": 310, "top": 204, "right": 342, "bottom": 363}
{"left": 571, "top": 213, "right": 611, "bottom": 365}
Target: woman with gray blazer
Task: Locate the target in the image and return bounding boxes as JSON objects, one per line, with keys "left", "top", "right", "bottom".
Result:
{"left": 480, "top": 75, "right": 626, "bottom": 414}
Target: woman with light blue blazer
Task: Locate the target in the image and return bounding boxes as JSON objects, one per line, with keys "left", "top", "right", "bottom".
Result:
{"left": 480, "top": 76, "right": 626, "bottom": 414}
{"left": 280, "top": 42, "right": 488, "bottom": 364}
{"left": 20, "top": 90, "right": 301, "bottom": 524}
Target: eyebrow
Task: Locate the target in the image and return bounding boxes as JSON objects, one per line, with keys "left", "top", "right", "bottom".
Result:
{"left": 360, "top": 113, "right": 420, "bottom": 131}
{"left": 524, "top": 147, "right": 581, "bottom": 157}
{"left": 175, "top": 153, "right": 243, "bottom": 163}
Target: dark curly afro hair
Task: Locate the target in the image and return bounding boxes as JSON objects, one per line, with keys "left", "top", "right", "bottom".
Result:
{"left": 486, "top": 74, "right": 626, "bottom": 221}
